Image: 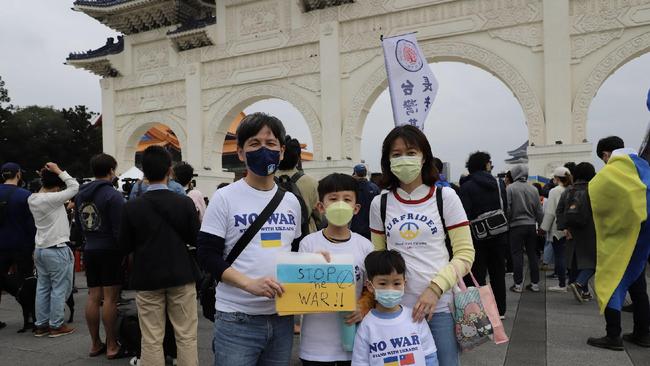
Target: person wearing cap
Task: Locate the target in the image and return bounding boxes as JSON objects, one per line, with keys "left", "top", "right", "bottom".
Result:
{"left": 540, "top": 166, "right": 573, "bottom": 293}
{"left": 0, "top": 162, "right": 36, "bottom": 330}
{"left": 28, "top": 162, "right": 79, "bottom": 338}
{"left": 351, "top": 163, "right": 380, "bottom": 240}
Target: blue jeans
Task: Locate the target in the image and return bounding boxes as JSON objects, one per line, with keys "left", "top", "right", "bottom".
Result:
{"left": 428, "top": 312, "right": 459, "bottom": 366}
{"left": 552, "top": 238, "right": 567, "bottom": 287}
{"left": 34, "top": 246, "right": 73, "bottom": 328}
{"left": 543, "top": 240, "right": 554, "bottom": 265}
{"left": 212, "top": 311, "right": 293, "bottom": 366}
{"left": 575, "top": 269, "right": 595, "bottom": 288}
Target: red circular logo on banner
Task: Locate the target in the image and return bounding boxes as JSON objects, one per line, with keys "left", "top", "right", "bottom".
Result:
{"left": 395, "top": 39, "right": 423, "bottom": 72}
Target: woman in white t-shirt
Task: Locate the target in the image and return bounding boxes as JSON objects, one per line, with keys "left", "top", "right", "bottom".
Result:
{"left": 369, "top": 126, "right": 475, "bottom": 366}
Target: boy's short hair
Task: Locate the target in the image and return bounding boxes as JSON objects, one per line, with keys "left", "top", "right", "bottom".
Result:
{"left": 596, "top": 136, "right": 624, "bottom": 159}
{"left": 236, "top": 112, "right": 286, "bottom": 148}
{"left": 364, "top": 250, "right": 406, "bottom": 280}
{"left": 142, "top": 146, "right": 172, "bottom": 182}
{"left": 90, "top": 153, "right": 117, "bottom": 178}
{"left": 40, "top": 168, "right": 64, "bottom": 189}
{"left": 173, "top": 161, "right": 194, "bottom": 187}
{"left": 317, "top": 173, "right": 358, "bottom": 202}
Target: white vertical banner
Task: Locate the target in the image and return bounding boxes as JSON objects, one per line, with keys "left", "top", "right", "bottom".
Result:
{"left": 381, "top": 33, "right": 438, "bottom": 130}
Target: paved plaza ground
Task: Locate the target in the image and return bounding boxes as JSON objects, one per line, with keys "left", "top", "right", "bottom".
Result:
{"left": 0, "top": 270, "right": 648, "bottom": 366}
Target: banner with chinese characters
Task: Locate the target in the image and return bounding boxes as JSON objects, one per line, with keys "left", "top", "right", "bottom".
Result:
{"left": 381, "top": 32, "right": 438, "bottom": 130}
{"left": 275, "top": 252, "right": 356, "bottom": 315}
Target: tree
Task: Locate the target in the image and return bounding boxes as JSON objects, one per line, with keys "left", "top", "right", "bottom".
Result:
{"left": 0, "top": 78, "right": 102, "bottom": 182}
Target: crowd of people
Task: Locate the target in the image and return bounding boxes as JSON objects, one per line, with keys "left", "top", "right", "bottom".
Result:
{"left": 0, "top": 112, "right": 649, "bottom": 366}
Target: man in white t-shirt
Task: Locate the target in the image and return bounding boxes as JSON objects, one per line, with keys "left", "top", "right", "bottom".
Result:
{"left": 197, "top": 113, "right": 302, "bottom": 366}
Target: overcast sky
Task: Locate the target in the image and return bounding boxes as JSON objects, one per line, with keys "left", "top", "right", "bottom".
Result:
{"left": 1, "top": 1, "right": 648, "bottom": 179}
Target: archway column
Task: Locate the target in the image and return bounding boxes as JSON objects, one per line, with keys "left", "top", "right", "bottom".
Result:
{"left": 100, "top": 78, "right": 117, "bottom": 157}
{"left": 542, "top": 0, "right": 573, "bottom": 146}
{"left": 185, "top": 62, "right": 203, "bottom": 168}
{"left": 320, "top": 20, "right": 343, "bottom": 161}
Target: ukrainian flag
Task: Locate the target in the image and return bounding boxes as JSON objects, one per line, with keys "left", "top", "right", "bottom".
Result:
{"left": 383, "top": 356, "right": 399, "bottom": 366}
{"left": 590, "top": 151, "right": 650, "bottom": 313}
{"left": 261, "top": 232, "right": 282, "bottom": 248}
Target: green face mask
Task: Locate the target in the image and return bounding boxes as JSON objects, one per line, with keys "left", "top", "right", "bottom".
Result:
{"left": 390, "top": 156, "right": 423, "bottom": 184}
{"left": 325, "top": 201, "right": 355, "bottom": 227}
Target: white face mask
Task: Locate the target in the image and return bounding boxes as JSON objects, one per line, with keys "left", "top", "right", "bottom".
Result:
{"left": 390, "top": 156, "right": 423, "bottom": 184}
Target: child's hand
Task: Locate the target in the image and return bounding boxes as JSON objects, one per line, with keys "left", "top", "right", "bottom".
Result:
{"left": 345, "top": 310, "right": 364, "bottom": 325}
{"left": 317, "top": 251, "right": 331, "bottom": 263}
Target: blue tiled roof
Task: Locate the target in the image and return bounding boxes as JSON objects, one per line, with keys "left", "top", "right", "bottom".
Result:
{"left": 167, "top": 16, "right": 216, "bottom": 35}
{"left": 73, "top": 0, "right": 133, "bottom": 7}
{"left": 67, "top": 36, "right": 124, "bottom": 61}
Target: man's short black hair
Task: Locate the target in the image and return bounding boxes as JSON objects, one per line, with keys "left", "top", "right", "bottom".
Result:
{"left": 596, "top": 136, "right": 624, "bottom": 159}
{"left": 564, "top": 162, "right": 577, "bottom": 177}
{"left": 1, "top": 170, "right": 18, "bottom": 181}
{"left": 364, "top": 250, "right": 406, "bottom": 281}
{"left": 573, "top": 162, "right": 596, "bottom": 182}
{"left": 236, "top": 112, "right": 286, "bottom": 148}
{"left": 142, "top": 146, "right": 171, "bottom": 182}
{"left": 90, "top": 153, "right": 117, "bottom": 178}
{"left": 40, "top": 168, "right": 64, "bottom": 189}
{"left": 173, "top": 161, "right": 194, "bottom": 187}
{"left": 466, "top": 151, "right": 491, "bottom": 174}
{"left": 278, "top": 135, "right": 301, "bottom": 170}
{"left": 318, "top": 173, "right": 358, "bottom": 202}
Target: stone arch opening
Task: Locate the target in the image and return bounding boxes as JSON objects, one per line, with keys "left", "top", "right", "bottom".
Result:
{"left": 118, "top": 112, "right": 187, "bottom": 171}
{"left": 343, "top": 42, "right": 545, "bottom": 165}
{"left": 573, "top": 32, "right": 650, "bottom": 146}
{"left": 585, "top": 52, "right": 650, "bottom": 170}
{"left": 360, "top": 61, "right": 528, "bottom": 180}
{"left": 220, "top": 98, "right": 316, "bottom": 177}
{"left": 204, "top": 84, "right": 322, "bottom": 174}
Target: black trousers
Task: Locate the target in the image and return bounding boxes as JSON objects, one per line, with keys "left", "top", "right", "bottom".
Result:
{"left": 605, "top": 268, "right": 650, "bottom": 338}
{"left": 0, "top": 249, "right": 34, "bottom": 289}
{"left": 465, "top": 234, "right": 508, "bottom": 316}
{"left": 509, "top": 225, "right": 540, "bottom": 285}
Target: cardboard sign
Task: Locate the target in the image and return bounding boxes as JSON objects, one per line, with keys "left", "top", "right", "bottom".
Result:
{"left": 276, "top": 252, "right": 356, "bottom": 315}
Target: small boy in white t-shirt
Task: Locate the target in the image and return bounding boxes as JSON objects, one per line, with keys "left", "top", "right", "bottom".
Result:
{"left": 352, "top": 251, "right": 438, "bottom": 366}
{"left": 299, "top": 173, "right": 374, "bottom": 366}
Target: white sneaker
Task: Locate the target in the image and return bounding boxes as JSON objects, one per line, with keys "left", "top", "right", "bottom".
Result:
{"left": 527, "top": 283, "right": 540, "bottom": 292}
{"left": 499, "top": 315, "right": 506, "bottom": 320}
{"left": 510, "top": 284, "right": 523, "bottom": 293}
{"left": 548, "top": 285, "right": 567, "bottom": 293}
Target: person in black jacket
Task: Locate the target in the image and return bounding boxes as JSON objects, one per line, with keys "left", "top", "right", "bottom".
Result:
{"left": 119, "top": 146, "right": 200, "bottom": 366}
{"left": 75, "top": 154, "right": 125, "bottom": 358}
{"left": 351, "top": 164, "right": 380, "bottom": 239}
{"left": 459, "top": 151, "right": 508, "bottom": 318}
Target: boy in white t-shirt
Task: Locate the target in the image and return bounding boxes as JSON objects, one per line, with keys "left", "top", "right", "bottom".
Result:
{"left": 352, "top": 251, "right": 438, "bottom": 366}
{"left": 299, "top": 173, "right": 374, "bottom": 366}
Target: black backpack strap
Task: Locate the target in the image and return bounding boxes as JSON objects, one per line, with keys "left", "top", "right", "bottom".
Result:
{"left": 380, "top": 192, "right": 388, "bottom": 230}
{"left": 290, "top": 171, "right": 304, "bottom": 184}
{"left": 226, "top": 188, "right": 286, "bottom": 264}
{"left": 436, "top": 187, "right": 453, "bottom": 259}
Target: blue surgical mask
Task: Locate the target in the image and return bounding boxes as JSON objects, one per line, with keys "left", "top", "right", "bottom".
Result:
{"left": 245, "top": 147, "right": 280, "bottom": 176}
{"left": 373, "top": 287, "right": 404, "bottom": 308}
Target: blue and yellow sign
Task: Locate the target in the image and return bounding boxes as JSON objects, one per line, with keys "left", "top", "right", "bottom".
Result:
{"left": 276, "top": 253, "right": 356, "bottom": 315}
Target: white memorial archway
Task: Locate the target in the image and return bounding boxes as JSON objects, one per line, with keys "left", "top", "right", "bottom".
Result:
{"left": 67, "top": 0, "right": 650, "bottom": 194}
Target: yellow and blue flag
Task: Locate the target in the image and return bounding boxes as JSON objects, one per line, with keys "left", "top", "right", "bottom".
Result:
{"left": 590, "top": 150, "right": 650, "bottom": 313}
{"left": 261, "top": 232, "right": 282, "bottom": 248}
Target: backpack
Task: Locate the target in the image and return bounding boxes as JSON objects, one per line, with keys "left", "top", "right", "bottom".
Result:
{"left": 275, "top": 172, "right": 311, "bottom": 241}
{"left": 564, "top": 187, "right": 590, "bottom": 228}
{"left": 0, "top": 186, "right": 17, "bottom": 226}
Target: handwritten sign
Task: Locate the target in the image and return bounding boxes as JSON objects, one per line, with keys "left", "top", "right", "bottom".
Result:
{"left": 276, "top": 253, "right": 356, "bottom": 315}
